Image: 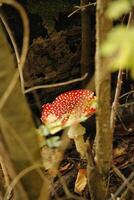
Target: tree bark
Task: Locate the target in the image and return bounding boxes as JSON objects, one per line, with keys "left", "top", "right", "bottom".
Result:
{"left": 88, "top": 0, "right": 112, "bottom": 199}
{"left": 95, "top": 0, "right": 112, "bottom": 176}
{"left": 81, "top": 0, "right": 91, "bottom": 86}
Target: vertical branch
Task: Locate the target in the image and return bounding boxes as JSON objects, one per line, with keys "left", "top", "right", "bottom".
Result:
{"left": 110, "top": 12, "right": 132, "bottom": 134}
{"left": 0, "top": 0, "right": 29, "bottom": 97}
{"left": 87, "top": 1, "right": 112, "bottom": 199}
{"left": 80, "top": 0, "right": 91, "bottom": 86}
{"left": 95, "top": 0, "right": 112, "bottom": 176}
{"left": 110, "top": 70, "right": 124, "bottom": 133}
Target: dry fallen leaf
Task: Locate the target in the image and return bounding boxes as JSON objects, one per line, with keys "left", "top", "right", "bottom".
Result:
{"left": 59, "top": 163, "right": 74, "bottom": 175}
{"left": 74, "top": 168, "right": 87, "bottom": 194}
{"left": 113, "top": 146, "right": 126, "bottom": 158}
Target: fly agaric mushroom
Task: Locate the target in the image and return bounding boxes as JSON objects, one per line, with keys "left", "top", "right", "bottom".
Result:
{"left": 41, "top": 89, "right": 97, "bottom": 157}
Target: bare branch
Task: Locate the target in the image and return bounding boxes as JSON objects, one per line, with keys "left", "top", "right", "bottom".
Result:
{"left": 0, "top": 0, "right": 29, "bottom": 111}
{"left": 4, "top": 163, "right": 44, "bottom": 200}
{"left": 119, "top": 101, "right": 134, "bottom": 108}
{"left": 112, "top": 165, "right": 134, "bottom": 192}
{"left": 108, "top": 171, "right": 134, "bottom": 200}
{"left": 119, "top": 90, "right": 134, "bottom": 99}
{"left": 24, "top": 73, "right": 88, "bottom": 94}
{"left": 110, "top": 12, "right": 132, "bottom": 134}
{"left": 0, "top": 12, "right": 24, "bottom": 93}
{"left": 68, "top": 2, "right": 96, "bottom": 18}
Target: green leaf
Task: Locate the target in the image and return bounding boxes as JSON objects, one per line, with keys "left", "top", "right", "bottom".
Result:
{"left": 106, "top": 0, "right": 131, "bottom": 19}
{"left": 101, "top": 26, "right": 134, "bottom": 78}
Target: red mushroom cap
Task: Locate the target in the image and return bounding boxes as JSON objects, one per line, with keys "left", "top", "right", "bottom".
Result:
{"left": 41, "top": 89, "right": 97, "bottom": 134}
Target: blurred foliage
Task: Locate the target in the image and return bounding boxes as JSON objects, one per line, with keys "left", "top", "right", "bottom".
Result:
{"left": 27, "top": 0, "right": 79, "bottom": 24}
{"left": 106, "top": 0, "right": 132, "bottom": 19}
{"left": 101, "top": 26, "right": 134, "bottom": 78}
{"left": 37, "top": 125, "right": 61, "bottom": 148}
{"left": 101, "top": 0, "right": 134, "bottom": 78}
{"left": 0, "top": 23, "right": 43, "bottom": 199}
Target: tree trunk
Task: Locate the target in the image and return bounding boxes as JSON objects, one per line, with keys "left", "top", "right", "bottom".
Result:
{"left": 88, "top": 0, "right": 112, "bottom": 199}
{"left": 95, "top": 0, "right": 112, "bottom": 176}
{"left": 81, "top": 0, "right": 91, "bottom": 86}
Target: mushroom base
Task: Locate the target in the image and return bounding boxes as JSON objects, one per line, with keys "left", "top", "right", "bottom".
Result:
{"left": 67, "top": 123, "right": 87, "bottom": 157}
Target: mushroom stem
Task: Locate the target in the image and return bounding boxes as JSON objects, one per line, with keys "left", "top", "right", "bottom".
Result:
{"left": 73, "top": 135, "right": 87, "bottom": 157}
{"left": 67, "top": 123, "right": 87, "bottom": 157}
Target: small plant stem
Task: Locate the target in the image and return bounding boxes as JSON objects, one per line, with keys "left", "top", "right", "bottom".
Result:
{"left": 110, "top": 70, "right": 124, "bottom": 133}
{"left": 110, "top": 12, "right": 132, "bottom": 134}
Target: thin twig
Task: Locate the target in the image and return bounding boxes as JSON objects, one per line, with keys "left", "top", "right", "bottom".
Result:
{"left": 0, "top": 114, "right": 45, "bottom": 180}
{"left": 58, "top": 172, "right": 84, "bottom": 200}
{"left": 119, "top": 90, "right": 134, "bottom": 99}
{"left": 0, "top": 140, "right": 29, "bottom": 200}
{"left": 4, "top": 163, "right": 44, "bottom": 200}
{"left": 110, "top": 70, "right": 124, "bottom": 132}
{"left": 0, "top": 12, "right": 42, "bottom": 112}
{"left": 0, "top": 12, "right": 20, "bottom": 63}
{"left": 24, "top": 73, "right": 88, "bottom": 94}
{"left": 121, "top": 179, "right": 134, "bottom": 200}
{"left": 0, "top": 0, "right": 29, "bottom": 111}
{"left": 1, "top": 9, "right": 43, "bottom": 116}
{"left": 117, "top": 113, "right": 132, "bottom": 132}
{"left": 0, "top": 71, "right": 19, "bottom": 111}
{"left": 0, "top": 12, "right": 24, "bottom": 93}
{"left": 0, "top": 155, "right": 10, "bottom": 190}
{"left": 110, "top": 12, "right": 132, "bottom": 134}
{"left": 119, "top": 101, "right": 134, "bottom": 108}
{"left": 4, "top": 132, "right": 70, "bottom": 200}
{"left": 112, "top": 165, "right": 134, "bottom": 192}
{"left": 68, "top": 2, "right": 96, "bottom": 18}
{"left": 108, "top": 171, "right": 134, "bottom": 200}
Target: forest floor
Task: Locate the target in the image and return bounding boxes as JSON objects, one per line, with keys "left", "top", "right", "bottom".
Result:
{"left": 46, "top": 109, "right": 134, "bottom": 199}
{"left": 25, "top": 32, "right": 134, "bottom": 199}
